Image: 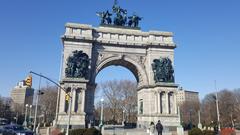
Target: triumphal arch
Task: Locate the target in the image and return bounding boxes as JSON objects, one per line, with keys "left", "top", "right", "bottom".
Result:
{"left": 56, "top": 0, "right": 180, "bottom": 130}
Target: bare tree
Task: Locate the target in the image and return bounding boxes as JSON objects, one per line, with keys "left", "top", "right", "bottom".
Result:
{"left": 233, "top": 89, "right": 240, "bottom": 125}
{"left": 201, "top": 89, "right": 240, "bottom": 128}
{"left": 0, "top": 96, "right": 4, "bottom": 116}
{"left": 218, "top": 90, "right": 236, "bottom": 127}
{"left": 38, "top": 85, "right": 58, "bottom": 125}
{"left": 11, "top": 102, "right": 25, "bottom": 124}
{"left": 0, "top": 96, "right": 14, "bottom": 123}
{"left": 95, "top": 80, "right": 137, "bottom": 124}
{"left": 121, "top": 80, "right": 137, "bottom": 123}
{"left": 100, "top": 80, "right": 124, "bottom": 123}
{"left": 180, "top": 100, "right": 200, "bottom": 126}
{"left": 201, "top": 93, "right": 217, "bottom": 126}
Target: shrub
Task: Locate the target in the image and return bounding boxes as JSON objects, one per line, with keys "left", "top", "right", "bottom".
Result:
{"left": 203, "top": 130, "right": 215, "bottom": 135}
{"left": 221, "top": 128, "right": 236, "bottom": 135}
{"left": 51, "top": 128, "right": 63, "bottom": 135}
{"left": 84, "top": 128, "right": 101, "bottom": 135}
{"left": 188, "top": 128, "right": 203, "bottom": 135}
{"left": 69, "top": 128, "right": 101, "bottom": 135}
{"left": 69, "top": 128, "right": 86, "bottom": 135}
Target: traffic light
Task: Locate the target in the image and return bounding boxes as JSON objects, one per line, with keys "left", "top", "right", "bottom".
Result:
{"left": 25, "top": 75, "right": 32, "bottom": 87}
{"left": 38, "top": 90, "right": 44, "bottom": 95}
{"left": 65, "top": 93, "right": 70, "bottom": 101}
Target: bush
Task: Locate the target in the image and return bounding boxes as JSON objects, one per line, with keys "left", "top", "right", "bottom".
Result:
{"left": 51, "top": 128, "right": 63, "bottom": 135}
{"left": 221, "top": 128, "right": 236, "bottom": 135}
{"left": 188, "top": 128, "right": 203, "bottom": 135}
{"left": 69, "top": 128, "right": 101, "bottom": 135}
{"left": 203, "top": 130, "right": 215, "bottom": 135}
{"left": 69, "top": 128, "right": 86, "bottom": 135}
{"left": 84, "top": 128, "right": 101, "bottom": 135}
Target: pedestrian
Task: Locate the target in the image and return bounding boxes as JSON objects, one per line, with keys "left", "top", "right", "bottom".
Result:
{"left": 149, "top": 121, "right": 155, "bottom": 135}
{"left": 156, "top": 120, "right": 163, "bottom": 135}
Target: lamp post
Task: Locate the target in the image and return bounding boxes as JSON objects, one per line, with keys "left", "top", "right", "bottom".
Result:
{"left": 122, "top": 110, "right": 125, "bottom": 126}
{"left": 33, "top": 90, "right": 44, "bottom": 132}
{"left": 214, "top": 81, "right": 221, "bottom": 132}
{"left": 15, "top": 112, "right": 19, "bottom": 124}
{"left": 198, "top": 110, "right": 202, "bottom": 129}
{"left": 33, "top": 91, "right": 39, "bottom": 132}
{"left": 29, "top": 105, "right": 32, "bottom": 127}
{"left": 29, "top": 71, "right": 72, "bottom": 134}
{"left": 66, "top": 90, "right": 73, "bottom": 135}
{"left": 99, "top": 98, "right": 104, "bottom": 130}
{"left": 189, "top": 109, "right": 193, "bottom": 129}
{"left": 23, "top": 104, "right": 29, "bottom": 127}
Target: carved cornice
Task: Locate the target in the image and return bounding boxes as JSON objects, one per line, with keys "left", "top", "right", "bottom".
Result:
{"left": 62, "top": 23, "right": 176, "bottom": 48}
{"left": 137, "top": 83, "right": 178, "bottom": 91}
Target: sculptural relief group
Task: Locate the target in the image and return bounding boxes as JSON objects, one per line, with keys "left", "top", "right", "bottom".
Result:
{"left": 97, "top": 0, "right": 142, "bottom": 28}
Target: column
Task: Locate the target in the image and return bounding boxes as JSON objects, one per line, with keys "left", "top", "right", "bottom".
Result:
{"left": 81, "top": 90, "right": 85, "bottom": 113}
{"left": 158, "top": 92, "right": 160, "bottom": 114}
{"left": 60, "top": 90, "right": 66, "bottom": 112}
{"left": 72, "top": 89, "right": 76, "bottom": 112}
{"left": 165, "top": 91, "right": 169, "bottom": 114}
{"left": 169, "top": 92, "right": 172, "bottom": 114}
{"left": 75, "top": 89, "right": 82, "bottom": 113}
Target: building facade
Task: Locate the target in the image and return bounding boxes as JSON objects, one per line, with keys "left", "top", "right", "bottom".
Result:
{"left": 176, "top": 88, "right": 199, "bottom": 105}
{"left": 55, "top": 22, "right": 181, "bottom": 130}
{"left": 11, "top": 81, "right": 34, "bottom": 106}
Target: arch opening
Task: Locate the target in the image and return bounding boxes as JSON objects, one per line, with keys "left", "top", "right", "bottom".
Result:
{"left": 95, "top": 59, "right": 140, "bottom": 84}
{"left": 94, "top": 64, "right": 138, "bottom": 124}
{"left": 93, "top": 56, "right": 148, "bottom": 87}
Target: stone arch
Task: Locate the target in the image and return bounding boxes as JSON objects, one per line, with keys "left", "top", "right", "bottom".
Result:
{"left": 94, "top": 55, "right": 149, "bottom": 87}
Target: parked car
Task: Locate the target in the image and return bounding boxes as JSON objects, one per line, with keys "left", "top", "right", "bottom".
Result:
{"left": 0, "top": 118, "right": 8, "bottom": 126}
{"left": 3, "top": 124, "right": 34, "bottom": 135}
{"left": 0, "top": 127, "right": 9, "bottom": 135}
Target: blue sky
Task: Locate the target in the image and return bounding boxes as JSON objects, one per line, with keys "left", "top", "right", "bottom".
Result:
{"left": 0, "top": 0, "right": 239, "bottom": 99}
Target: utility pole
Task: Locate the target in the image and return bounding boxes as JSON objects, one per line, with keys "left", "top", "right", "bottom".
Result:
{"left": 29, "top": 105, "right": 32, "bottom": 126}
{"left": 214, "top": 80, "right": 221, "bottom": 132}
{"left": 30, "top": 71, "right": 71, "bottom": 135}
{"left": 99, "top": 98, "right": 104, "bottom": 131}
{"left": 33, "top": 76, "right": 41, "bottom": 133}
{"left": 55, "top": 51, "right": 64, "bottom": 126}
{"left": 66, "top": 89, "right": 73, "bottom": 135}
{"left": 23, "top": 104, "right": 29, "bottom": 127}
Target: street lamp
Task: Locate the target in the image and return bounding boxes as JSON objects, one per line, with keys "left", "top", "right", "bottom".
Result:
{"left": 23, "top": 104, "right": 29, "bottom": 127}
{"left": 29, "top": 105, "right": 32, "bottom": 128}
{"left": 214, "top": 81, "right": 221, "bottom": 132}
{"left": 122, "top": 110, "right": 125, "bottom": 126}
{"left": 33, "top": 90, "right": 44, "bottom": 132}
{"left": 29, "top": 71, "right": 72, "bottom": 134}
{"left": 99, "top": 98, "right": 104, "bottom": 130}
{"left": 66, "top": 90, "right": 73, "bottom": 135}
{"left": 189, "top": 109, "right": 193, "bottom": 129}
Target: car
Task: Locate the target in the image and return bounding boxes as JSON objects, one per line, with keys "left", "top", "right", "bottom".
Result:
{"left": 0, "top": 127, "right": 10, "bottom": 135}
{"left": 3, "top": 124, "right": 34, "bottom": 135}
{"left": 0, "top": 118, "right": 8, "bottom": 126}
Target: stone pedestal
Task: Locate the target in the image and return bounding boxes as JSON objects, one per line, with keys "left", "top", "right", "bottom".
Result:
{"left": 137, "top": 83, "right": 180, "bottom": 131}
{"left": 198, "top": 123, "right": 203, "bottom": 130}
{"left": 177, "top": 126, "right": 184, "bottom": 135}
{"left": 56, "top": 78, "right": 88, "bottom": 129}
